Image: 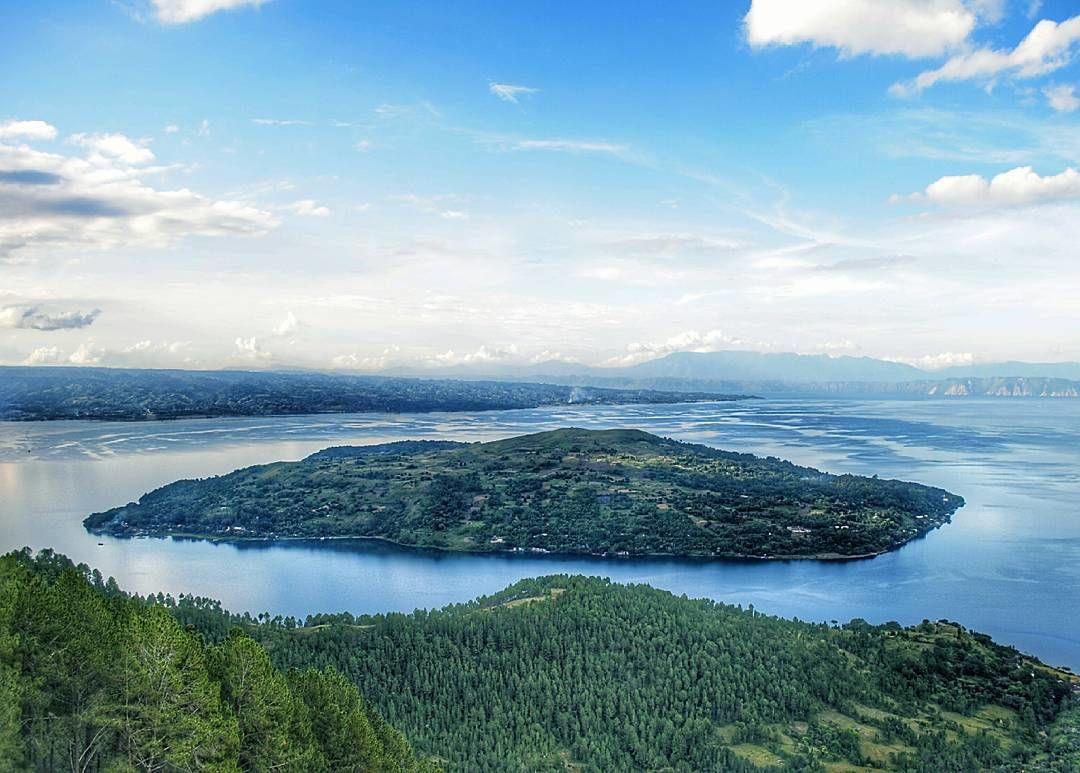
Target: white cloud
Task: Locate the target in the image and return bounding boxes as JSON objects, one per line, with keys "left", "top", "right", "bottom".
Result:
{"left": 902, "top": 165, "right": 1080, "bottom": 207}
{"left": 388, "top": 193, "right": 468, "bottom": 221}
{"left": 489, "top": 82, "right": 539, "bottom": 103}
{"left": 272, "top": 310, "right": 300, "bottom": 337}
{"left": 198, "top": 119, "right": 211, "bottom": 137}
{"left": 330, "top": 351, "right": 389, "bottom": 370}
{"left": 23, "top": 346, "right": 65, "bottom": 365}
{"left": 152, "top": 0, "right": 268, "bottom": 24}
{"left": 1045, "top": 83, "right": 1080, "bottom": 112}
{"left": 514, "top": 138, "right": 628, "bottom": 155}
{"left": 0, "top": 120, "right": 58, "bottom": 141}
{"left": 967, "top": 0, "right": 1006, "bottom": 23}
{"left": 163, "top": 124, "right": 180, "bottom": 134}
{"left": 745, "top": 0, "right": 975, "bottom": 59}
{"left": 68, "top": 132, "right": 156, "bottom": 165}
{"left": 892, "top": 14, "right": 1080, "bottom": 96}
{"left": 234, "top": 336, "right": 270, "bottom": 361}
{"left": 433, "top": 344, "right": 519, "bottom": 366}
{"left": 286, "top": 199, "right": 331, "bottom": 217}
{"left": 354, "top": 139, "right": 371, "bottom": 152}
{"left": 68, "top": 341, "right": 105, "bottom": 365}
{"left": 887, "top": 351, "right": 975, "bottom": 370}
{"left": 0, "top": 125, "right": 278, "bottom": 260}
{"left": 251, "top": 118, "right": 311, "bottom": 126}
{"left": 605, "top": 329, "right": 745, "bottom": 366}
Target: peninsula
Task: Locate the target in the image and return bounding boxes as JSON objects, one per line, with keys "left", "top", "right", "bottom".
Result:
{"left": 86, "top": 428, "right": 963, "bottom": 559}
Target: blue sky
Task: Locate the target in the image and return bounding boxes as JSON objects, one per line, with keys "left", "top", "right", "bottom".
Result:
{"left": 2, "top": 0, "right": 1080, "bottom": 370}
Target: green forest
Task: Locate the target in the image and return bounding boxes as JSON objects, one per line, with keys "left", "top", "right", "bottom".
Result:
{"left": 0, "top": 549, "right": 435, "bottom": 772}
{"left": 86, "top": 428, "right": 964, "bottom": 559}
{"left": 171, "top": 576, "right": 1080, "bottom": 772}
{"left": 5, "top": 549, "right": 1078, "bottom": 772}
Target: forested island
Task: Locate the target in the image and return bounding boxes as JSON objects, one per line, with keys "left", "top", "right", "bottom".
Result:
{"left": 86, "top": 428, "right": 964, "bottom": 560}
{"left": 5, "top": 549, "right": 1078, "bottom": 771}
{"left": 0, "top": 366, "right": 739, "bottom": 421}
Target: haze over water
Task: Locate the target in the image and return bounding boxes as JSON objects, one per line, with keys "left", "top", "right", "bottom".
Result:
{"left": 2, "top": 398, "right": 1078, "bottom": 669}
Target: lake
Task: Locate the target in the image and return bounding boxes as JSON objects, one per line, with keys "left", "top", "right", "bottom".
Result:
{"left": 2, "top": 398, "right": 1078, "bottom": 669}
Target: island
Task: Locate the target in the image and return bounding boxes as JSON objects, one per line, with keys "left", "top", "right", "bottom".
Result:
{"left": 0, "top": 366, "right": 744, "bottom": 421}
{"left": 85, "top": 428, "right": 964, "bottom": 559}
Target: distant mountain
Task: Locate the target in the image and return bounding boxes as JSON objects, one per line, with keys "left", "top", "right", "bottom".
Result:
{"left": 0, "top": 366, "right": 739, "bottom": 421}
{"left": 618, "top": 351, "right": 926, "bottom": 382}
{"left": 388, "top": 350, "right": 1080, "bottom": 397}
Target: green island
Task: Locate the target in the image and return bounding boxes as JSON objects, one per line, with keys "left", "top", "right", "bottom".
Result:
{"left": 86, "top": 428, "right": 964, "bottom": 560}
{"left": 5, "top": 549, "right": 1079, "bottom": 772}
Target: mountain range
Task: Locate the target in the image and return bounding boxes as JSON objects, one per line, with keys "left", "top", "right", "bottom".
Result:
{"left": 385, "top": 351, "right": 1080, "bottom": 397}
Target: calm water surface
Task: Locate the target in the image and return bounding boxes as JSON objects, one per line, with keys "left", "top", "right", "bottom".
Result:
{"left": 2, "top": 399, "right": 1078, "bottom": 669}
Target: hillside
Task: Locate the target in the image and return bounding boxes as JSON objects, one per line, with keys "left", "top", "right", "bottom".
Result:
{"left": 86, "top": 428, "right": 964, "bottom": 559}
{"left": 172, "top": 574, "right": 1080, "bottom": 772}
{"left": 0, "top": 366, "right": 739, "bottom": 422}
{"left": 0, "top": 548, "right": 436, "bottom": 772}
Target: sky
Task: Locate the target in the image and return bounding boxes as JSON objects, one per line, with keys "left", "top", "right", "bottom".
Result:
{"left": 2, "top": 0, "right": 1080, "bottom": 372}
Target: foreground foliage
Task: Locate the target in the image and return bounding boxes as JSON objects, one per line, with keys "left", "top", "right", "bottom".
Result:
{"left": 0, "top": 549, "right": 434, "bottom": 772}
{"left": 172, "top": 576, "right": 1077, "bottom": 772}
{"left": 88, "top": 428, "right": 964, "bottom": 559}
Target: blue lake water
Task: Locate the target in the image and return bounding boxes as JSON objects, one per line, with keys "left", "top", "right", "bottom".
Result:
{"left": 1, "top": 398, "right": 1078, "bottom": 669}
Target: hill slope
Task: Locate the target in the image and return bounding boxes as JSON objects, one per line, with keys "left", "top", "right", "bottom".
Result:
{"left": 177, "top": 574, "right": 1080, "bottom": 772}
{"left": 0, "top": 548, "right": 435, "bottom": 772}
{"left": 86, "top": 428, "right": 964, "bottom": 559}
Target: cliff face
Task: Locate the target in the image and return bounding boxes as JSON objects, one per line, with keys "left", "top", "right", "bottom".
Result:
{"left": 929, "top": 377, "right": 1080, "bottom": 398}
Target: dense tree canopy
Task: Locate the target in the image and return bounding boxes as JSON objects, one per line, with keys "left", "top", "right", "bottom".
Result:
{"left": 0, "top": 548, "right": 435, "bottom": 772}
{"left": 169, "top": 575, "right": 1079, "bottom": 772}
{"left": 87, "top": 428, "right": 964, "bottom": 559}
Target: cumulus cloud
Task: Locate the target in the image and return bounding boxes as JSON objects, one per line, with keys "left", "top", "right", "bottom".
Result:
{"left": 0, "top": 123, "right": 278, "bottom": 260}
{"left": 330, "top": 351, "right": 390, "bottom": 370}
{"left": 23, "top": 346, "right": 65, "bottom": 365}
{"left": 286, "top": 199, "right": 331, "bottom": 217}
{"left": 234, "top": 336, "right": 270, "bottom": 361}
{"left": 68, "top": 133, "right": 155, "bottom": 165}
{"left": 900, "top": 165, "right": 1080, "bottom": 207}
{"left": 744, "top": 0, "right": 975, "bottom": 59}
{"left": 272, "top": 310, "right": 300, "bottom": 337}
{"left": 605, "top": 329, "right": 745, "bottom": 366}
{"left": 433, "top": 344, "right": 519, "bottom": 366}
{"left": 489, "top": 82, "right": 539, "bottom": 103}
{"left": 0, "top": 120, "right": 58, "bottom": 141}
{"left": 151, "top": 0, "right": 268, "bottom": 24}
{"left": 891, "top": 14, "right": 1080, "bottom": 96}
{"left": 68, "top": 341, "right": 106, "bottom": 365}
{"left": 0, "top": 305, "right": 101, "bottom": 331}
{"left": 1045, "top": 83, "right": 1080, "bottom": 112}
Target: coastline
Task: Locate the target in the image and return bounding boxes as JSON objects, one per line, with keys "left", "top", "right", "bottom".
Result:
{"left": 85, "top": 527, "right": 934, "bottom": 563}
